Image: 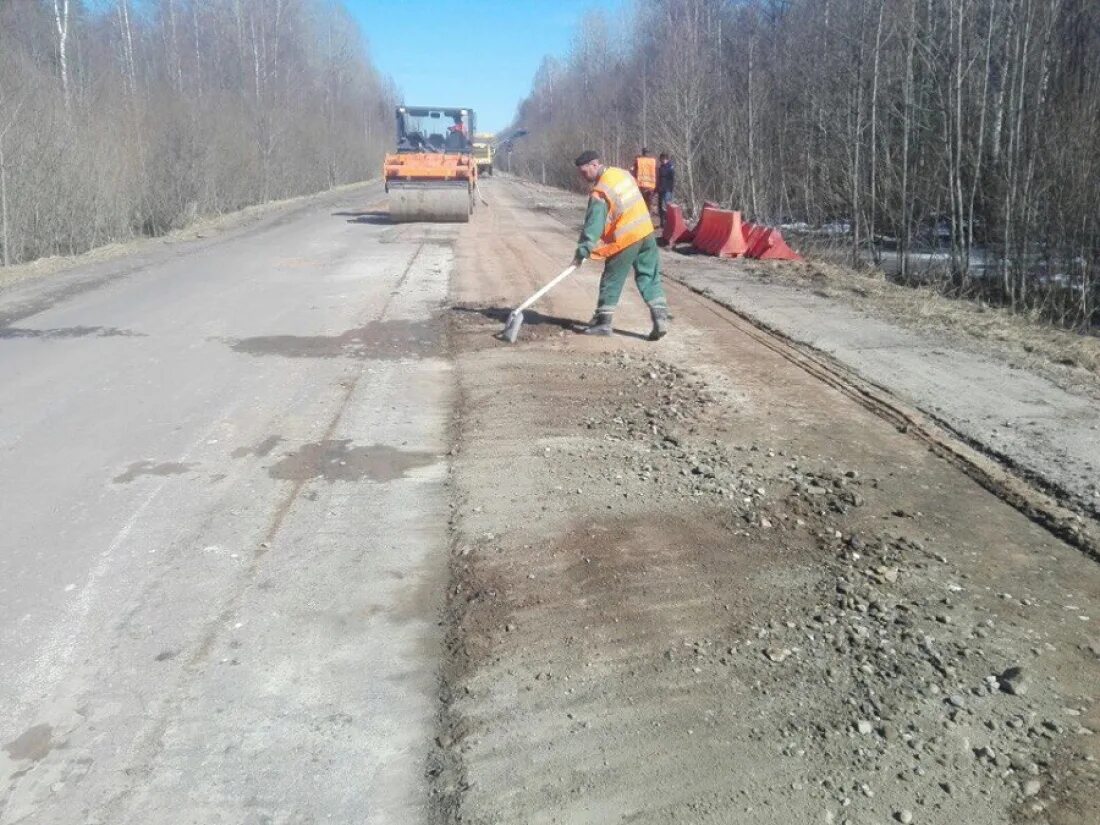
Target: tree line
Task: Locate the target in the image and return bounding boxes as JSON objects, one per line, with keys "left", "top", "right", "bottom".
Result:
{"left": 506, "top": 0, "right": 1099, "bottom": 330}
{"left": 0, "top": 0, "right": 394, "bottom": 267}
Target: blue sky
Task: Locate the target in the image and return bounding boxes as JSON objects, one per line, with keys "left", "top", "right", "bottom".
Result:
{"left": 348, "top": 0, "right": 625, "bottom": 134}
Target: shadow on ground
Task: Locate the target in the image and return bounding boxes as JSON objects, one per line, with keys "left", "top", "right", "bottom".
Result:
{"left": 449, "top": 304, "right": 650, "bottom": 341}
{"left": 332, "top": 210, "right": 391, "bottom": 226}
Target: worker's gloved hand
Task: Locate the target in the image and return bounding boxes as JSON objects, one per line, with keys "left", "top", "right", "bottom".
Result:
{"left": 571, "top": 254, "right": 585, "bottom": 268}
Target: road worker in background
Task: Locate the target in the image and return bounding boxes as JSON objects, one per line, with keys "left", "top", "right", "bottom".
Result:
{"left": 631, "top": 148, "right": 657, "bottom": 214}
{"left": 571, "top": 150, "right": 669, "bottom": 341}
{"left": 657, "top": 152, "right": 675, "bottom": 227}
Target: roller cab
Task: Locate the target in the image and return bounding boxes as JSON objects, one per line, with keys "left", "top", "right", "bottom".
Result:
{"left": 384, "top": 106, "right": 477, "bottom": 223}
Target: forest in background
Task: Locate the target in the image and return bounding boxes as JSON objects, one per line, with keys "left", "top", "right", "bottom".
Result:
{"left": 0, "top": 0, "right": 393, "bottom": 267}
{"left": 506, "top": 0, "right": 1100, "bottom": 330}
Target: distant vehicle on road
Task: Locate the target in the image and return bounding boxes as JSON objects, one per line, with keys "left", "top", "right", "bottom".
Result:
{"left": 472, "top": 133, "right": 494, "bottom": 176}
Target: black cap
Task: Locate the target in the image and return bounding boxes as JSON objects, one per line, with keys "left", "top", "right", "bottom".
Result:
{"left": 574, "top": 150, "right": 599, "bottom": 166}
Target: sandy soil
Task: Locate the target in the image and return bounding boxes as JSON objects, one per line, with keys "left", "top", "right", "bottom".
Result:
{"left": 430, "top": 178, "right": 1100, "bottom": 825}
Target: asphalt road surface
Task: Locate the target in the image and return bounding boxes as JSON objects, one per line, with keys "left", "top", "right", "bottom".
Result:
{"left": 1, "top": 183, "right": 453, "bottom": 824}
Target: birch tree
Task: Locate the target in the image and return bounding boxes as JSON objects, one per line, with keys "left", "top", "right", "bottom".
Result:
{"left": 53, "top": 0, "right": 71, "bottom": 111}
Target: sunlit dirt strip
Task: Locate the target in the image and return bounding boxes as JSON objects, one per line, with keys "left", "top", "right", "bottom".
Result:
{"left": 508, "top": 175, "right": 1099, "bottom": 562}
{"left": 434, "top": 177, "right": 1100, "bottom": 825}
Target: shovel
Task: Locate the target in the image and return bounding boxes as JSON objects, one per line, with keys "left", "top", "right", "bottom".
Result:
{"left": 499, "top": 261, "right": 582, "bottom": 343}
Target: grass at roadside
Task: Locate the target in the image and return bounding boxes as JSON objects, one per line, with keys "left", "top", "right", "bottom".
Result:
{"left": 731, "top": 257, "right": 1100, "bottom": 383}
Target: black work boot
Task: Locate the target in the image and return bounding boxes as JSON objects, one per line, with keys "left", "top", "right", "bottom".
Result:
{"left": 583, "top": 312, "right": 614, "bottom": 336}
{"left": 648, "top": 306, "right": 670, "bottom": 341}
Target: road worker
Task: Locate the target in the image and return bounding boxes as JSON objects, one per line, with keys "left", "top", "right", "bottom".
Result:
{"left": 630, "top": 147, "right": 657, "bottom": 214}
{"left": 571, "top": 150, "right": 669, "bottom": 340}
{"left": 657, "top": 152, "right": 675, "bottom": 227}
{"left": 446, "top": 118, "right": 469, "bottom": 151}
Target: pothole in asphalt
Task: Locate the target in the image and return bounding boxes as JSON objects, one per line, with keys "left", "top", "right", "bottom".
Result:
{"left": 113, "top": 460, "right": 194, "bottom": 484}
{"left": 4, "top": 723, "right": 54, "bottom": 763}
{"left": 268, "top": 440, "right": 437, "bottom": 483}
{"left": 227, "top": 319, "right": 441, "bottom": 359}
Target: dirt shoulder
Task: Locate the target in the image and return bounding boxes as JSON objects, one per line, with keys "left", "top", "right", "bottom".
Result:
{"left": 432, "top": 178, "right": 1100, "bottom": 824}
{"left": 501, "top": 176, "right": 1100, "bottom": 524}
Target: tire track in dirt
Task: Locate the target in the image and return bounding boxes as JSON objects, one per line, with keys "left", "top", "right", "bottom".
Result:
{"left": 669, "top": 281, "right": 1100, "bottom": 562}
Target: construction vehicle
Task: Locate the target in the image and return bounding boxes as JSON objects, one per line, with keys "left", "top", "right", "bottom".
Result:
{"left": 383, "top": 105, "right": 477, "bottom": 223}
{"left": 472, "top": 132, "right": 494, "bottom": 176}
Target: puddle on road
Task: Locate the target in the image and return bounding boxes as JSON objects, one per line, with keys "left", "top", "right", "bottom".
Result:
{"left": 232, "top": 435, "right": 283, "bottom": 459}
{"left": 0, "top": 326, "right": 143, "bottom": 340}
{"left": 268, "top": 440, "right": 436, "bottom": 483}
{"left": 4, "top": 724, "right": 53, "bottom": 762}
{"left": 113, "top": 460, "right": 194, "bottom": 484}
{"left": 228, "top": 319, "right": 441, "bottom": 360}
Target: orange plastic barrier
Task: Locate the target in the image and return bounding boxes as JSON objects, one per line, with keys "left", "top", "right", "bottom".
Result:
{"left": 659, "top": 203, "right": 694, "bottom": 246}
{"left": 750, "top": 227, "right": 803, "bottom": 261}
{"left": 689, "top": 202, "right": 721, "bottom": 237}
{"left": 690, "top": 206, "right": 717, "bottom": 253}
{"left": 691, "top": 207, "right": 747, "bottom": 258}
{"left": 741, "top": 222, "right": 768, "bottom": 256}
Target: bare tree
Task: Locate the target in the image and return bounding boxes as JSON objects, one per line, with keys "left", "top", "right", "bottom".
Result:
{"left": 53, "top": 0, "right": 71, "bottom": 111}
{"left": 505, "top": 0, "right": 1099, "bottom": 330}
{"left": 0, "top": 0, "right": 394, "bottom": 265}
{"left": 0, "top": 87, "right": 25, "bottom": 267}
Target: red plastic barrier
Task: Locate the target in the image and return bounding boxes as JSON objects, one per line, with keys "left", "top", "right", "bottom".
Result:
{"left": 751, "top": 228, "right": 803, "bottom": 261}
{"left": 690, "top": 202, "right": 721, "bottom": 237}
{"left": 690, "top": 207, "right": 719, "bottom": 254}
{"left": 660, "top": 203, "right": 694, "bottom": 246}
{"left": 693, "top": 208, "right": 721, "bottom": 255}
{"left": 742, "top": 222, "right": 769, "bottom": 256}
{"left": 692, "top": 207, "right": 747, "bottom": 258}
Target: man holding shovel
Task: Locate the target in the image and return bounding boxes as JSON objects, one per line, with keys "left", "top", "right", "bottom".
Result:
{"left": 571, "top": 150, "right": 669, "bottom": 340}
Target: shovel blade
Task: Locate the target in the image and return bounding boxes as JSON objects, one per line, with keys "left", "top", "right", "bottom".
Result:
{"left": 500, "top": 310, "right": 524, "bottom": 343}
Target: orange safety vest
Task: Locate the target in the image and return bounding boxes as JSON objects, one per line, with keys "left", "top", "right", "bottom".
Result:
{"left": 590, "top": 166, "right": 655, "bottom": 260}
{"left": 633, "top": 156, "right": 657, "bottom": 191}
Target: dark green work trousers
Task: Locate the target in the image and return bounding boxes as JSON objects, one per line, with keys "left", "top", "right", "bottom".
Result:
{"left": 596, "top": 234, "right": 668, "bottom": 315}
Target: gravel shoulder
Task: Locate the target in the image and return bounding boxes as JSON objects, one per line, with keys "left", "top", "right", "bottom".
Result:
{"left": 432, "top": 177, "right": 1100, "bottom": 825}
{"left": 505, "top": 176, "right": 1100, "bottom": 524}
